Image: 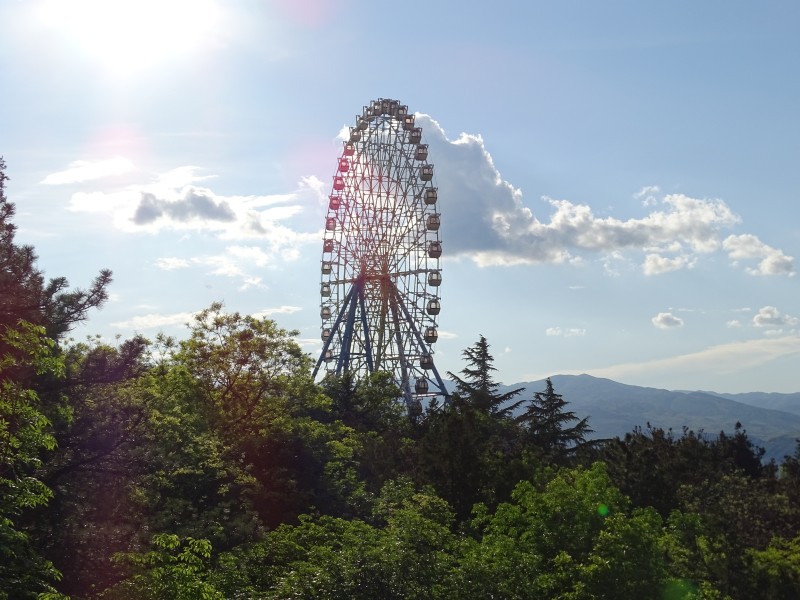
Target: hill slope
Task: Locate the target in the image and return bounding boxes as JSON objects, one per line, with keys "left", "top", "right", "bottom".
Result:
{"left": 496, "top": 374, "right": 800, "bottom": 462}
{"left": 703, "top": 391, "right": 800, "bottom": 416}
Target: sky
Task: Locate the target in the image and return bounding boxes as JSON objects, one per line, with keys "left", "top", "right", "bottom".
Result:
{"left": 1, "top": 0, "right": 799, "bottom": 393}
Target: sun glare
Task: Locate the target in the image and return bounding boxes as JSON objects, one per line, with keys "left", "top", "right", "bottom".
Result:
{"left": 38, "top": 0, "right": 219, "bottom": 75}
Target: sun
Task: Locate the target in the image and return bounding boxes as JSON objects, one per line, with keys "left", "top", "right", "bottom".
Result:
{"left": 37, "top": 0, "right": 219, "bottom": 76}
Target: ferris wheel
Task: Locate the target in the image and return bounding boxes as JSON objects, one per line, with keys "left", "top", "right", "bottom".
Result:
{"left": 313, "top": 98, "right": 448, "bottom": 411}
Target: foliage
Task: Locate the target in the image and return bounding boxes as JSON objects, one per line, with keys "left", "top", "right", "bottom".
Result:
{"left": 321, "top": 371, "right": 419, "bottom": 504}
{"left": 457, "top": 462, "right": 667, "bottom": 599}
{"left": 101, "top": 534, "right": 223, "bottom": 600}
{"left": 746, "top": 534, "right": 800, "bottom": 599}
{"left": 211, "top": 481, "right": 459, "bottom": 600}
{"left": 0, "top": 322, "right": 64, "bottom": 598}
{"left": 1, "top": 158, "right": 112, "bottom": 345}
{"left": 517, "top": 376, "right": 594, "bottom": 463}
{"left": 446, "top": 335, "right": 523, "bottom": 415}
{"left": 601, "top": 423, "right": 774, "bottom": 518}
{"left": 416, "top": 395, "right": 529, "bottom": 520}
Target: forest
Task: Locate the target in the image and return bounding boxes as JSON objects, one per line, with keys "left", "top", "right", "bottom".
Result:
{"left": 3, "top": 156, "right": 800, "bottom": 600}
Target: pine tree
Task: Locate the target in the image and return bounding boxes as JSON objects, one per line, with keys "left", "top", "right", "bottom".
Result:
{"left": 517, "top": 377, "right": 593, "bottom": 461}
{"left": 0, "top": 156, "right": 112, "bottom": 345}
{"left": 447, "top": 335, "right": 523, "bottom": 416}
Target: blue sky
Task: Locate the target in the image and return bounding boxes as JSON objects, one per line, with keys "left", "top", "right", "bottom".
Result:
{"left": 2, "top": 0, "right": 799, "bottom": 392}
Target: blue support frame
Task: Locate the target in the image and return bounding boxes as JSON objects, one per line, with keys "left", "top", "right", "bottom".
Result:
{"left": 313, "top": 273, "right": 449, "bottom": 409}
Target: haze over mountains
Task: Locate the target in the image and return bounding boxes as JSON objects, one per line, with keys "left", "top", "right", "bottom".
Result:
{"left": 493, "top": 374, "right": 800, "bottom": 463}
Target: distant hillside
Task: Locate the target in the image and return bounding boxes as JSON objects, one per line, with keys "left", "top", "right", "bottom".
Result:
{"left": 490, "top": 374, "right": 800, "bottom": 463}
{"left": 702, "top": 391, "right": 800, "bottom": 416}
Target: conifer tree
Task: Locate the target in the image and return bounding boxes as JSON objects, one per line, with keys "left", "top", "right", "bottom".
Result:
{"left": 446, "top": 335, "right": 523, "bottom": 416}
{"left": 517, "top": 377, "right": 593, "bottom": 461}
{"left": 0, "top": 157, "right": 112, "bottom": 344}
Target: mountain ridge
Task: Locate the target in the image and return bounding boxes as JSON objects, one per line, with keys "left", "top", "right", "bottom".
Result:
{"left": 489, "top": 374, "right": 800, "bottom": 463}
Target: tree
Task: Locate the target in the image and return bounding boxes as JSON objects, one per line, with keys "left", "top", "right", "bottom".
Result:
{"left": 0, "top": 323, "right": 64, "bottom": 598}
{"left": 322, "top": 372, "right": 418, "bottom": 495}
{"left": 446, "top": 335, "right": 523, "bottom": 416}
{"left": 416, "top": 336, "right": 535, "bottom": 519}
{"left": 517, "top": 377, "right": 593, "bottom": 463}
{"left": 30, "top": 336, "right": 260, "bottom": 597}
{"left": 0, "top": 158, "right": 112, "bottom": 346}
{"left": 101, "top": 534, "right": 224, "bottom": 600}
{"left": 603, "top": 423, "right": 777, "bottom": 519}
{"left": 173, "top": 303, "right": 371, "bottom": 524}
{"left": 454, "top": 463, "right": 668, "bottom": 599}
{"left": 210, "top": 481, "right": 459, "bottom": 600}
{"left": 745, "top": 533, "right": 800, "bottom": 599}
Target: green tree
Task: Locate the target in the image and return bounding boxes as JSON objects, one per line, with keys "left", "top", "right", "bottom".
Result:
{"left": 171, "top": 304, "right": 370, "bottom": 524}
{"left": 0, "top": 323, "right": 64, "bottom": 598}
{"left": 446, "top": 335, "right": 523, "bottom": 415}
{"left": 602, "top": 424, "right": 772, "bottom": 518}
{"left": 101, "top": 534, "right": 223, "bottom": 600}
{"left": 454, "top": 463, "right": 668, "bottom": 599}
{"left": 0, "top": 158, "right": 111, "bottom": 345}
{"left": 0, "top": 157, "right": 114, "bottom": 597}
{"left": 322, "top": 371, "right": 418, "bottom": 495}
{"left": 745, "top": 534, "right": 800, "bottom": 599}
{"left": 517, "top": 377, "right": 593, "bottom": 463}
{"left": 418, "top": 336, "right": 532, "bottom": 519}
{"left": 780, "top": 440, "right": 800, "bottom": 509}
{"left": 417, "top": 403, "right": 497, "bottom": 519}
{"left": 212, "top": 481, "right": 459, "bottom": 600}
{"left": 32, "top": 337, "right": 261, "bottom": 597}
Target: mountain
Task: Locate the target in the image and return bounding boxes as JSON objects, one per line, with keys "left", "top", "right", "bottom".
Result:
{"left": 493, "top": 374, "right": 800, "bottom": 463}
{"left": 701, "top": 391, "right": 800, "bottom": 416}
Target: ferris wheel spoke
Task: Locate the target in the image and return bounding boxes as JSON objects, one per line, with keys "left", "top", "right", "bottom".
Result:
{"left": 336, "top": 279, "right": 362, "bottom": 375}
{"left": 358, "top": 286, "right": 374, "bottom": 372}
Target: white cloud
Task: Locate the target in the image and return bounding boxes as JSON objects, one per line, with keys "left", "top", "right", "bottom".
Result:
{"left": 300, "top": 174, "right": 327, "bottom": 205}
{"left": 199, "top": 255, "right": 246, "bottom": 278}
{"left": 41, "top": 156, "right": 135, "bottom": 185}
{"left": 297, "top": 337, "right": 323, "bottom": 350}
{"left": 726, "top": 320, "right": 741, "bottom": 328}
{"left": 253, "top": 305, "right": 303, "bottom": 318}
{"left": 752, "top": 306, "right": 798, "bottom": 328}
{"left": 155, "top": 242, "right": 305, "bottom": 289}
{"left": 66, "top": 166, "right": 320, "bottom": 287}
{"left": 66, "top": 166, "right": 318, "bottom": 249}
{"left": 546, "top": 326, "right": 586, "bottom": 337}
{"left": 582, "top": 335, "right": 800, "bottom": 381}
{"left": 419, "top": 114, "right": 791, "bottom": 277}
{"left": 643, "top": 253, "right": 695, "bottom": 275}
{"left": 154, "top": 257, "right": 190, "bottom": 270}
{"left": 634, "top": 185, "right": 660, "bottom": 207}
{"left": 651, "top": 312, "right": 684, "bottom": 329}
{"left": 723, "top": 234, "right": 795, "bottom": 276}
{"left": 602, "top": 251, "right": 630, "bottom": 277}
{"left": 111, "top": 311, "right": 195, "bottom": 330}
{"left": 154, "top": 166, "right": 214, "bottom": 189}
{"left": 434, "top": 330, "right": 459, "bottom": 340}
{"left": 238, "top": 277, "right": 264, "bottom": 291}
{"left": 226, "top": 245, "right": 272, "bottom": 266}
